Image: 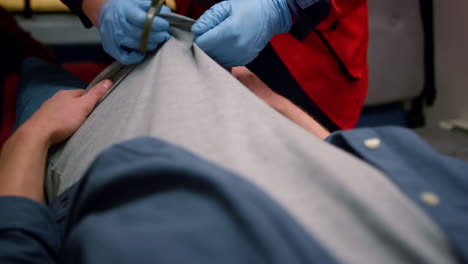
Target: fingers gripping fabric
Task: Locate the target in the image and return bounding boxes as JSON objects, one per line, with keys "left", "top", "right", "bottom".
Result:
{"left": 47, "top": 13, "right": 457, "bottom": 264}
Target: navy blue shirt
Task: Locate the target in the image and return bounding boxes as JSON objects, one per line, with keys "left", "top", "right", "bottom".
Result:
{"left": 0, "top": 137, "right": 338, "bottom": 264}
{"left": 1, "top": 127, "right": 468, "bottom": 263}
{"left": 327, "top": 126, "right": 468, "bottom": 262}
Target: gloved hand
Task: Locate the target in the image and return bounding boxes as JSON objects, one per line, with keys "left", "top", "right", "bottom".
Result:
{"left": 192, "top": 0, "right": 292, "bottom": 66}
{"left": 98, "top": 0, "right": 171, "bottom": 65}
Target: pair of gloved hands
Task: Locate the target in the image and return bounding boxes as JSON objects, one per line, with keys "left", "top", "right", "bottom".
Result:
{"left": 98, "top": 0, "right": 292, "bottom": 66}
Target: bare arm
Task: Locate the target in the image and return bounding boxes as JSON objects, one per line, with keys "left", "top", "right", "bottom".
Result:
{"left": 0, "top": 80, "right": 112, "bottom": 203}
{"left": 0, "top": 126, "right": 50, "bottom": 203}
{"left": 232, "top": 66, "right": 330, "bottom": 139}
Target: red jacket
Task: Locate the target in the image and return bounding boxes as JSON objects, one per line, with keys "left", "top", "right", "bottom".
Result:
{"left": 176, "top": 0, "right": 368, "bottom": 129}
{"left": 271, "top": 0, "right": 368, "bottom": 129}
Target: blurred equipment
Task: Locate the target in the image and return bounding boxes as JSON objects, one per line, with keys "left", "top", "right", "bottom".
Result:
{"left": 364, "top": 0, "right": 426, "bottom": 125}
{"left": 0, "top": 0, "right": 69, "bottom": 16}
{"left": 0, "top": 0, "right": 176, "bottom": 15}
{"left": 166, "top": 0, "right": 176, "bottom": 11}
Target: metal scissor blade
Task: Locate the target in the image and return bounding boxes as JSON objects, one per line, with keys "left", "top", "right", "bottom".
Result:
{"left": 140, "top": 0, "right": 166, "bottom": 53}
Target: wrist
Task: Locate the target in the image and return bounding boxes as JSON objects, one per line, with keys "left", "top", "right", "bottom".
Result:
{"left": 0, "top": 122, "right": 50, "bottom": 204}
{"left": 15, "top": 122, "right": 53, "bottom": 149}
{"left": 82, "top": 0, "right": 108, "bottom": 27}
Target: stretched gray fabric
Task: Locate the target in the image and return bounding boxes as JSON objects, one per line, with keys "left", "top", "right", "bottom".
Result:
{"left": 46, "top": 13, "right": 457, "bottom": 264}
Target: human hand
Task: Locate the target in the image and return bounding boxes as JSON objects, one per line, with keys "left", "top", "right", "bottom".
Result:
{"left": 98, "top": 0, "right": 171, "bottom": 65}
{"left": 192, "top": 0, "right": 292, "bottom": 66}
{"left": 22, "top": 79, "right": 113, "bottom": 146}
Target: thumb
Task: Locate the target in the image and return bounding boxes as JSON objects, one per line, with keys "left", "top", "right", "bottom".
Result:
{"left": 191, "top": 1, "right": 231, "bottom": 35}
{"left": 80, "top": 79, "right": 113, "bottom": 113}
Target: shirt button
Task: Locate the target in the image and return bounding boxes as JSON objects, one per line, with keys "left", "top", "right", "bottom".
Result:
{"left": 364, "top": 138, "right": 381, "bottom": 149}
{"left": 420, "top": 192, "right": 440, "bottom": 206}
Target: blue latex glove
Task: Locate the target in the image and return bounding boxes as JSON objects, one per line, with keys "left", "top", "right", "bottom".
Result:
{"left": 99, "top": 0, "right": 171, "bottom": 65}
{"left": 192, "top": 0, "right": 292, "bottom": 66}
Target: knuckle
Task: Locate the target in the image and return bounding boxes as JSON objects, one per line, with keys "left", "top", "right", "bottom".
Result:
{"left": 94, "top": 86, "right": 107, "bottom": 98}
{"left": 56, "top": 90, "right": 66, "bottom": 95}
{"left": 55, "top": 90, "right": 68, "bottom": 97}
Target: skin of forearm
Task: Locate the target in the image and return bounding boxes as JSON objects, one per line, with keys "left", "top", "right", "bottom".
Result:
{"left": 82, "top": 0, "right": 108, "bottom": 27}
{"left": 268, "top": 94, "right": 330, "bottom": 139}
{"left": 0, "top": 124, "right": 51, "bottom": 203}
{"left": 0, "top": 81, "right": 112, "bottom": 203}
{"left": 231, "top": 66, "right": 330, "bottom": 139}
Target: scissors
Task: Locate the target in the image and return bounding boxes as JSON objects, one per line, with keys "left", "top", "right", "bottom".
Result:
{"left": 140, "top": 0, "right": 166, "bottom": 53}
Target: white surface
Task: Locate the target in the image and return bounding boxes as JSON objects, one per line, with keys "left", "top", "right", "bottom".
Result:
{"left": 15, "top": 14, "right": 101, "bottom": 45}
{"left": 439, "top": 119, "right": 468, "bottom": 132}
